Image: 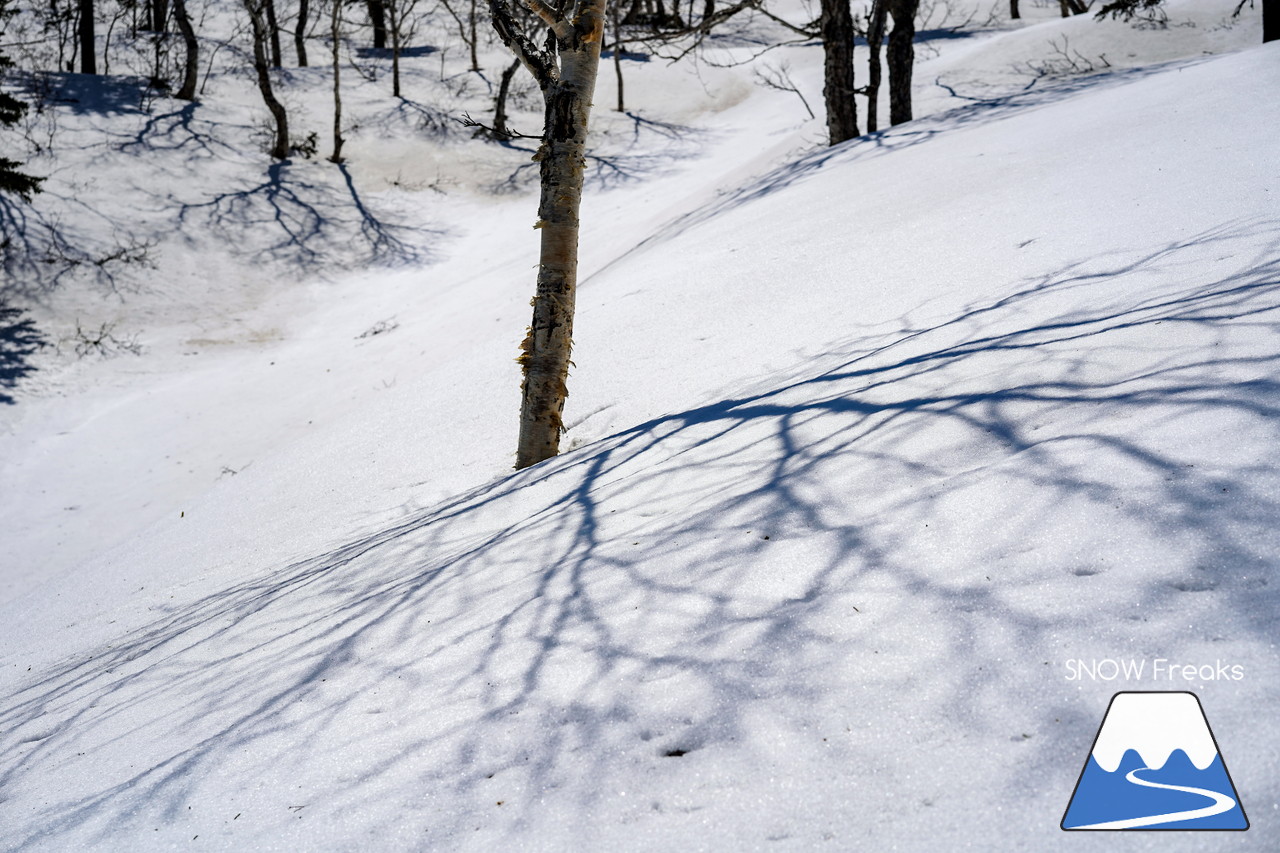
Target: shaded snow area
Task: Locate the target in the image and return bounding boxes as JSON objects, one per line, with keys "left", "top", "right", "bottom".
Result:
{"left": 2, "top": 0, "right": 1278, "bottom": 849}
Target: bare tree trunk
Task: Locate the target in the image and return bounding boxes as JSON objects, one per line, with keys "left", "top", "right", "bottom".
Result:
{"left": 887, "top": 0, "right": 917, "bottom": 126}
{"left": 173, "top": 0, "right": 199, "bottom": 98}
{"left": 491, "top": 0, "right": 608, "bottom": 468}
{"left": 244, "top": 0, "right": 290, "bottom": 158}
{"left": 147, "top": 0, "right": 167, "bottom": 87}
{"left": 1265, "top": 0, "right": 1277, "bottom": 41}
{"left": 296, "top": 0, "right": 310, "bottom": 66}
{"left": 820, "top": 0, "right": 859, "bottom": 144}
{"left": 367, "top": 0, "right": 388, "bottom": 48}
{"left": 149, "top": 0, "right": 168, "bottom": 31}
{"left": 612, "top": 0, "right": 624, "bottom": 112}
{"left": 1009, "top": 0, "right": 1019, "bottom": 18}
{"left": 265, "top": 0, "right": 284, "bottom": 66}
{"left": 389, "top": 0, "right": 401, "bottom": 95}
{"left": 330, "top": 0, "right": 344, "bottom": 161}
{"left": 865, "top": 0, "right": 887, "bottom": 133}
{"left": 78, "top": 0, "right": 96, "bottom": 74}
{"left": 493, "top": 57, "right": 520, "bottom": 136}
{"left": 468, "top": 0, "right": 479, "bottom": 70}
{"left": 1058, "top": 0, "right": 1069, "bottom": 16}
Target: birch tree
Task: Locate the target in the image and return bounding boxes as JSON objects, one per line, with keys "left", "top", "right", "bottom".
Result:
{"left": 489, "top": 0, "right": 607, "bottom": 468}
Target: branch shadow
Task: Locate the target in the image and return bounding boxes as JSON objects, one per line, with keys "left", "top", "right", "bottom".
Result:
{"left": 2, "top": 218, "right": 1278, "bottom": 844}
{"left": 0, "top": 192, "right": 154, "bottom": 302}
{"left": 608, "top": 56, "right": 1209, "bottom": 273}
{"left": 171, "top": 158, "right": 445, "bottom": 272}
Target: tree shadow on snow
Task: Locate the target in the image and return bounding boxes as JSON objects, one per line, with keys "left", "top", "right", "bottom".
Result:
{"left": 611, "top": 56, "right": 1210, "bottom": 270}
{"left": 171, "top": 160, "right": 444, "bottom": 272}
{"left": 0, "top": 305, "right": 47, "bottom": 403}
{"left": 1, "top": 217, "right": 1278, "bottom": 845}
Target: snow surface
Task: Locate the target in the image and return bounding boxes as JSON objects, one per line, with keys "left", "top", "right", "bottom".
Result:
{"left": 2, "top": 0, "right": 1278, "bottom": 849}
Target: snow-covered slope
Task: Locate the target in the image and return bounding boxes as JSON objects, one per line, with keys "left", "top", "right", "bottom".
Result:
{"left": 1, "top": 2, "right": 1277, "bottom": 849}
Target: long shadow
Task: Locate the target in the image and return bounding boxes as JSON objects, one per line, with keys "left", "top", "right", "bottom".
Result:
{"left": 0, "top": 306, "right": 47, "bottom": 403}
{"left": 1, "top": 218, "right": 1277, "bottom": 845}
{"left": 28, "top": 72, "right": 151, "bottom": 117}
{"left": 172, "top": 159, "right": 444, "bottom": 271}
{"left": 0, "top": 192, "right": 153, "bottom": 301}
{"left": 603, "top": 56, "right": 1207, "bottom": 276}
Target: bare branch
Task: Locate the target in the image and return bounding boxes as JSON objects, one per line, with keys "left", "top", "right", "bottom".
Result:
{"left": 490, "top": 0, "right": 559, "bottom": 85}
{"left": 754, "top": 6, "right": 820, "bottom": 37}
{"left": 753, "top": 61, "right": 815, "bottom": 119}
{"left": 521, "top": 0, "right": 573, "bottom": 39}
{"left": 458, "top": 112, "right": 541, "bottom": 139}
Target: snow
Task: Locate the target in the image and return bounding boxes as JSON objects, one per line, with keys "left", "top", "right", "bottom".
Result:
{"left": 2, "top": 0, "right": 1278, "bottom": 849}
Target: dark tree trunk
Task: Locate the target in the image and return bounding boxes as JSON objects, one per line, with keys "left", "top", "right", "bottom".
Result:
{"left": 296, "top": 0, "right": 309, "bottom": 66}
{"left": 244, "top": 0, "right": 290, "bottom": 158}
{"left": 820, "top": 0, "right": 859, "bottom": 145}
{"left": 702, "top": 0, "right": 715, "bottom": 28}
{"left": 78, "top": 0, "right": 96, "bottom": 74}
{"left": 173, "top": 0, "right": 199, "bottom": 99}
{"left": 493, "top": 57, "right": 520, "bottom": 137}
{"left": 330, "top": 0, "right": 344, "bottom": 161}
{"left": 1009, "top": 0, "right": 1019, "bottom": 19}
{"left": 368, "top": 0, "right": 388, "bottom": 48}
{"left": 866, "top": 0, "right": 887, "bottom": 133}
{"left": 391, "top": 0, "right": 401, "bottom": 97}
{"left": 887, "top": 0, "right": 917, "bottom": 126}
{"left": 1265, "top": 0, "right": 1278, "bottom": 42}
{"left": 468, "top": 0, "right": 479, "bottom": 70}
{"left": 265, "top": 0, "right": 283, "bottom": 66}
{"left": 612, "top": 0, "right": 624, "bottom": 112}
{"left": 150, "top": 0, "right": 168, "bottom": 31}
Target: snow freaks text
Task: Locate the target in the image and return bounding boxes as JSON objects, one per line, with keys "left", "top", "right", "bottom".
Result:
{"left": 1064, "top": 659, "right": 1245, "bottom": 682}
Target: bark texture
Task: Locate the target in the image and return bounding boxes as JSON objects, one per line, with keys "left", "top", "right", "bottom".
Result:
{"left": 887, "top": 0, "right": 917, "bottom": 126}
{"left": 491, "top": 0, "right": 607, "bottom": 468}
{"left": 820, "top": 0, "right": 859, "bottom": 145}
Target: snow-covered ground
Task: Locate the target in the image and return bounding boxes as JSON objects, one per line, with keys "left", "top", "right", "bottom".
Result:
{"left": 1, "top": 0, "right": 1277, "bottom": 848}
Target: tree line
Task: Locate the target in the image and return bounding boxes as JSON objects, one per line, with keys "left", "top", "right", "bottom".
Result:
{"left": 1, "top": 0, "right": 1273, "bottom": 468}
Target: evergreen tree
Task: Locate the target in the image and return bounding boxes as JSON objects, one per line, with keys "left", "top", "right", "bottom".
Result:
{"left": 0, "top": 37, "right": 42, "bottom": 201}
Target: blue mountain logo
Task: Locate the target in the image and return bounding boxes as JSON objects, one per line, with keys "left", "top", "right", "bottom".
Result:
{"left": 1062, "top": 691, "right": 1248, "bottom": 830}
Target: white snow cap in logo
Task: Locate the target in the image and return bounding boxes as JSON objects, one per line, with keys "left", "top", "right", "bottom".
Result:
{"left": 1091, "top": 692, "right": 1218, "bottom": 772}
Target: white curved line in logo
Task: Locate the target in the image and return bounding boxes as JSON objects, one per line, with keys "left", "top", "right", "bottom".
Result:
{"left": 1070, "top": 767, "right": 1238, "bottom": 830}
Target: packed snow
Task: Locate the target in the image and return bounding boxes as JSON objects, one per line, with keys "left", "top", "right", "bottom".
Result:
{"left": 1, "top": 0, "right": 1277, "bottom": 849}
